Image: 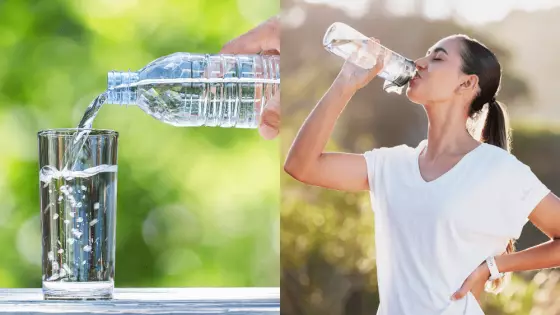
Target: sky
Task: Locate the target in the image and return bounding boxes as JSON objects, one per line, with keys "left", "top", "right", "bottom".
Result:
{"left": 302, "top": 0, "right": 560, "bottom": 25}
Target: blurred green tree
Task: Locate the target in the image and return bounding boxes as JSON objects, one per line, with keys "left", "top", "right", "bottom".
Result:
{"left": 0, "top": 0, "right": 279, "bottom": 288}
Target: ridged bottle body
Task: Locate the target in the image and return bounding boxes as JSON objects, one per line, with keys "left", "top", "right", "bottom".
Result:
{"left": 107, "top": 53, "right": 280, "bottom": 128}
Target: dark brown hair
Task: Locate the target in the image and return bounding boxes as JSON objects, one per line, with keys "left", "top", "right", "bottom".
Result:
{"left": 459, "top": 35, "right": 513, "bottom": 293}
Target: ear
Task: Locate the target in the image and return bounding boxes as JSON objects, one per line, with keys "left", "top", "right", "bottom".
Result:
{"left": 458, "top": 74, "right": 479, "bottom": 94}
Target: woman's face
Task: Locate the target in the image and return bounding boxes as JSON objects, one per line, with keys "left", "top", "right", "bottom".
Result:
{"left": 406, "top": 36, "right": 468, "bottom": 105}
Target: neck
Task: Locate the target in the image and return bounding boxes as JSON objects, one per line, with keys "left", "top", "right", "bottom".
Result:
{"left": 423, "top": 101, "right": 477, "bottom": 159}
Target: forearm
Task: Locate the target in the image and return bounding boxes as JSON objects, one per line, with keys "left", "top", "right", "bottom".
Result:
{"left": 284, "top": 79, "right": 356, "bottom": 175}
{"left": 495, "top": 238, "right": 560, "bottom": 273}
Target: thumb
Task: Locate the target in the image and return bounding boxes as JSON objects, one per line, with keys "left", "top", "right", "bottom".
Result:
{"left": 368, "top": 40, "right": 385, "bottom": 80}
{"left": 258, "top": 91, "right": 280, "bottom": 140}
{"left": 220, "top": 17, "right": 280, "bottom": 55}
{"left": 451, "top": 279, "right": 473, "bottom": 301}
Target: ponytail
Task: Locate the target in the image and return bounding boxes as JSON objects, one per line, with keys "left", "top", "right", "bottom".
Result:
{"left": 481, "top": 98, "right": 511, "bottom": 153}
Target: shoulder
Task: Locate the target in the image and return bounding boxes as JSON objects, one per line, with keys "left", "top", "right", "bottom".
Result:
{"left": 479, "top": 143, "right": 540, "bottom": 186}
{"left": 363, "top": 140, "right": 421, "bottom": 168}
{"left": 479, "top": 143, "right": 528, "bottom": 171}
{"left": 364, "top": 140, "right": 420, "bottom": 159}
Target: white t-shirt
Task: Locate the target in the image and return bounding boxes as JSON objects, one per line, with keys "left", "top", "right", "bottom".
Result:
{"left": 363, "top": 139, "right": 550, "bottom": 315}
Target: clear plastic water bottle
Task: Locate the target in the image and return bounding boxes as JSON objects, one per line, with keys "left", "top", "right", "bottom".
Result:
{"left": 323, "top": 22, "right": 415, "bottom": 94}
{"left": 105, "top": 52, "right": 280, "bottom": 128}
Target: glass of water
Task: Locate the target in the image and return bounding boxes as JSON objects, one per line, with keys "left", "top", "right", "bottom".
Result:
{"left": 38, "top": 129, "right": 118, "bottom": 300}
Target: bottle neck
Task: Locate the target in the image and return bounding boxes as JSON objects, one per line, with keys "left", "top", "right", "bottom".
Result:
{"left": 106, "top": 71, "right": 139, "bottom": 105}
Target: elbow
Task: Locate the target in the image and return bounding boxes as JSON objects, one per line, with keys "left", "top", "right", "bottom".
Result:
{"left": 284, "top": 157, "right": 311, "bottom": 183}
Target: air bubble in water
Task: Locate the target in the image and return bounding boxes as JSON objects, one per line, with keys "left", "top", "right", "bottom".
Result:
{"left": 83, "top": 245, "right": 92, "bottom": 252}
{"left": 53, "top": 213, "right": 59, "bottom": 220}
{"left": 93, "top": 203, "right": 100, "bottom": 210}
{"left": 71, "top": 228, "right": 83, "bottom": 238}
{"left": 77, "top": 217, "right": 83, "bottom": 223}
{"left": 47, "top": 251, "right": 54, "bottom": 261}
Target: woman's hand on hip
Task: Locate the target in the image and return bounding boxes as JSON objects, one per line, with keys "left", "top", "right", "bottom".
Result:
{"left": 451, "top": 261, "right": 490, "bottom": 302}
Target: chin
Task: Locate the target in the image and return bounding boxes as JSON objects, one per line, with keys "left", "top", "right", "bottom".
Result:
{"left": 405, "top": 85, "right": 424, "bottom": 105}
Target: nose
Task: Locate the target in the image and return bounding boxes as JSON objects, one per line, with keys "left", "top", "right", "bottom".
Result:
{"left": 414, "top": 56, "right": 428, "bottom": 71}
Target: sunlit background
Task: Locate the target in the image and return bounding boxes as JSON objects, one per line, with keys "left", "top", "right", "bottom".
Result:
{"left": 281, "top": 0, "right": 560, "bottom": 314}
{"left": 0, "top": 0, "right": 279, "bottom": 288}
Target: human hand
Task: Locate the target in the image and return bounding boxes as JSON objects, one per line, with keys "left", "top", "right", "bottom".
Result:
{"left": 335, "top": 38, "right": 385, "bottom": 92}
{"left": 220, "top": 16, "right": 280, "bottom": 55}
{"left": 451, "top": 261, "right": 490, "bottom": 302}
{"left": 220, "top": 16, "right": 280, "bottom": 140}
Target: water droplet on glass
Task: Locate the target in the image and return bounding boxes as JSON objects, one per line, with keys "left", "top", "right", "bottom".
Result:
{"left": 77, "top": 202, "right": 82, "bottom": 208}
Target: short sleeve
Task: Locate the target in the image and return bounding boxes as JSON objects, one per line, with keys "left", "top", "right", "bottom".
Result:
{"left": 362, "top": 144, "right": 411, "bottom": 197}
{"left": 363, "top": 149, "right": 379, "bottom": 193}
{"left": 503, "top": 160, "right": 550, "bottom": 239}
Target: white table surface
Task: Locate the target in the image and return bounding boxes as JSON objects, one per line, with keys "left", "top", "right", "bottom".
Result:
{"left": 0, "top": 287, "right": 280, "bottom": 314}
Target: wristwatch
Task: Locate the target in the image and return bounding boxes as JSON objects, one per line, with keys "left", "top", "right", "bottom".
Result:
{"left": 486, "top": 256, "right": 505, "bottom": 281}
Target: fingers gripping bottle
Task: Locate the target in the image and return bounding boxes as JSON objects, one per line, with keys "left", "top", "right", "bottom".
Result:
{"left": 323, "top": 22, "right": 415, "bottom": 94}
